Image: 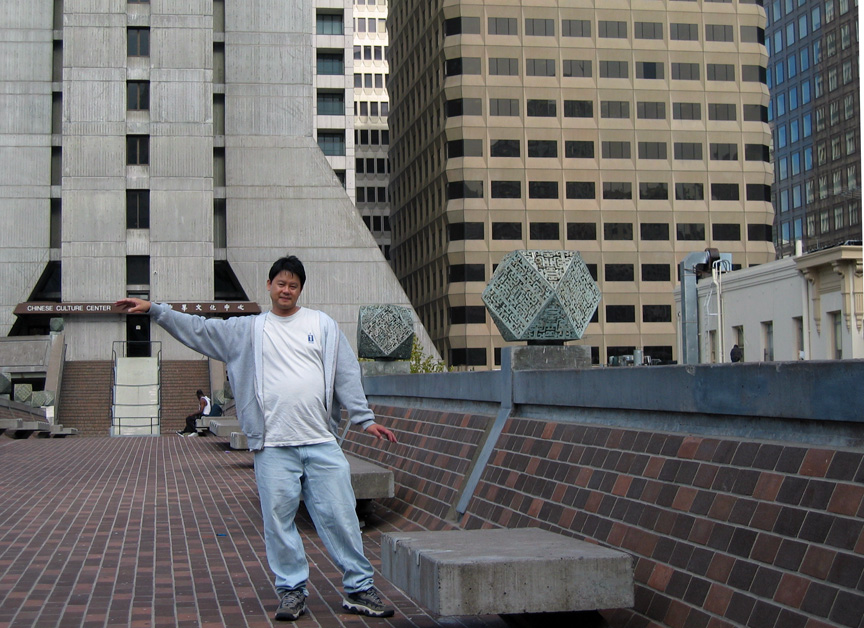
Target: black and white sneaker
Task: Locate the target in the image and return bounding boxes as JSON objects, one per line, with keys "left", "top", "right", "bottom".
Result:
{"left": 275, "top": 589, "right": 306, "bottom": 621}
{"left": 342, "top": 587, "right": 394, "bottom": 618}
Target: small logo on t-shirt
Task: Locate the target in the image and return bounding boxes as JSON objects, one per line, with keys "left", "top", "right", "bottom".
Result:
{"left": 307, "top": 333, "right": 314, "bottom": 343}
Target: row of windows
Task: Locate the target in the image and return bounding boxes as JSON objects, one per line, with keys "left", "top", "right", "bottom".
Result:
{"left": 353, "top": 45, "right": 388, "bottom": 62}
{"left": 448, "top": 344, "right": 676, "bottom": 368}
{"left": 361, "top": 214, "right": 390, "bottom": 232}
{"left": 446, "top": 139, "right": 769, "bottom": 162}
{"left": 775, "top": 134, "right": 857, "bottom": 184}
{"left": 447, "top": 180, "right": 771, "bottom": 202}
{"left": 446, "top": 16, "right": 765, "bottom": 43}
{"left": 447, "top": 57, "right": 767, "bottom": 83}
{"left": 448, "top": 98, "right": 768, "bottom": 121}
{"left": 353, "top": 17, "right": 386, "bottom": 34}
{"left": 356, "top": 186, "right": 388, "bottom": 203}
{"left": 355, "top": 101, "right": 389, "bottom": 117}
{"left": 354, "top": 128, "right": 389, "bottom": 146}
{"left": 450, "top": 304, "right": 674, "bottom": 326}
{"left": 355, "top": 157, "right": 389, "bottom": 175}
{"left": 448, "top": 221, "right": 773, "bottom": 242}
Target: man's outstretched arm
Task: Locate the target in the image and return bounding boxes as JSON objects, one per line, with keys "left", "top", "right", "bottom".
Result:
{"left": 115, "top": 297, "right": 152, "bottom": 314}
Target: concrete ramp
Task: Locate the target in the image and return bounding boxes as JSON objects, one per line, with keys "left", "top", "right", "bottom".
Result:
{"left": 382, "top": 528, "right": 633, "bottom": 616}
{"left": 112, "top": 358, "right": 160, "bottom": 436}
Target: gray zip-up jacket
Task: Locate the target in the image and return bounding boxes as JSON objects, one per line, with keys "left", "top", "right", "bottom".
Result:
{"left": 149, "top": 302, "right": 377, "bottom": 451}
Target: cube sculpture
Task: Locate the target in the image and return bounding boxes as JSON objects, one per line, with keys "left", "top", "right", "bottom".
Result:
{"left": 357, "top": 305, "right": 415, "bottom": 360}
{"left": 482, "top": 250, "right": 601, "bottom": 342}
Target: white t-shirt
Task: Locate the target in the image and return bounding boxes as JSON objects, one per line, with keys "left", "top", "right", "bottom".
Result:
{"left": 261, "top": 308, "right": 334, "bottom": 447}
{"left": 201, "top": 395, "right": 211, "bottom": 415}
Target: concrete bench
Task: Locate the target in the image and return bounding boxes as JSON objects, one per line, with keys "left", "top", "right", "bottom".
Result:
{"left": 381, "top": 528, "right": 633, "bottom": 616}
{"left": 0, "top": 418, "right": 21, "bottom": 436}
{"left": 207, "top": 417, "right": 239, "bottom": 437}
{"left": 4, "top": 420, "right": 51, "bottom": 439}
{"left": 37, "top": 425, "right": 79, "bottom": 438}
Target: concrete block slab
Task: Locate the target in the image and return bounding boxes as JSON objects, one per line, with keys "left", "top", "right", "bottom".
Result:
{"left": 345, "top": 453, "right": 394, "bottom": 500}
{"left": 208, "top": 417, "right": 239, "bottom": 437}
{"left": 381, "top": 528, "right": 633, "bottom": 616}
{"left": 230, "top": 431, "right": 248, "bottom": 450}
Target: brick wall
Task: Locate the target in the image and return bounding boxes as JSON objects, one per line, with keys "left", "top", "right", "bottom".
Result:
{"left": 343, "top": 405, "right": 864, "bottom": 628}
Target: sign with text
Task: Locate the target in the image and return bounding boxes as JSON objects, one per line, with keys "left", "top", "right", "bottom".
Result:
{"left": 14, "top": 302, "right": 261, "bottom": 316}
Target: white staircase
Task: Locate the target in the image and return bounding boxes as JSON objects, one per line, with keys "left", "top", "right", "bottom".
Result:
{"left": 112, "top": 356, "right": 160, "bottom": 436}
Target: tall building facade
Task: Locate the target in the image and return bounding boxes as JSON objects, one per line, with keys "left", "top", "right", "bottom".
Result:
{"left": 314, "top": 0, "right": 354, "bottom": 200}
{"left": 767, "top": 0, "right": 860, "bottom": 257}
{"left": 388, "top": 0, "right": 777, "bottom": 368}
{"left": 352, "top": 0, "right": 393, "bottom": 259}
{"left": 0, "top": 0, "right": 433, "bottom": 361}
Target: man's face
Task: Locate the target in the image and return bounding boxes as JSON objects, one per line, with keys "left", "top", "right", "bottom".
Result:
{"left": 267, "top": 270, "right": 303, "bottom": 317}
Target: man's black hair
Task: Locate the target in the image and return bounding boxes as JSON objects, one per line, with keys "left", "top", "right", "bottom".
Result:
{"left": 196, "top": 389, "right": 204, "bottom": 397}
{"left": 268, "top": 255, "right": 306, "bottom": 287}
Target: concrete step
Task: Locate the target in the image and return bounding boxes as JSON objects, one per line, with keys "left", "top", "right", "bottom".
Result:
{"left": 381, "top": 528, "right": 634, "bottom": 616}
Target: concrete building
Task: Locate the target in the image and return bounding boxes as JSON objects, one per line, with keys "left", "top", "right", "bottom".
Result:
{"left": 0, "top": 0, "right": 432, "bottom": 363}
{"left": 767, "top": 0, "right": 860, "bottom": 257}
{"left": 676, "top": 243, "right": 863, "bottom": 362}
{"left": 352, "top": 0, "right": 392, "bottom": 259}
{"left": 387, "top": 0, "right": 777, "bottom": 369}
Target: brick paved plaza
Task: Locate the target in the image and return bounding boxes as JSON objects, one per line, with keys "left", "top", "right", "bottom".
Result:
{"left": 0, "top": 436, "right": 511, "bottom": 628}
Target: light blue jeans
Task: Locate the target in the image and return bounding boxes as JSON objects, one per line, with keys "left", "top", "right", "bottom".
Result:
{"left": 253, "top": 441, "right": 374, "bottom": 596}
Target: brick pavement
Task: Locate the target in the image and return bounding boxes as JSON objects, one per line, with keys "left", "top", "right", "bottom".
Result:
{"left": 0, "top": 436, "right": 510, "bottom": 628}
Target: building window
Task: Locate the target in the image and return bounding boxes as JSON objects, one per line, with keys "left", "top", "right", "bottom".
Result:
{"left": 741, "top": 65, "right": 767, "bottom": 83}
{"left": 710, "top": 143, "right": 739, "bottom": 160}
{"left": 601, "top": 101, "right": 630, "bottom": 119}
{"left": 449, "top": 307, "right": 486, "bottom": 325}
{"left": 705, "top": 24, "right": 734, "bottom": 42}
{"left": 127, "top": 27, "right": 150, "bottom": 57}
{"left": 747, "top": 223, "right": 773, "bottom": 241}
{"left": 489, "top": 58, "right": 518, "bottom": 76}
{"left": 528, "top": 181, "right": 559, "bottom": 199}
{"left": 316, "top": 52, "right": 344, "bottom": 75}
{"left": 126, "top": 255, "right": 150, "bottom": 286}
{"left": 316, "top": 12, "right": 344, "bottom": 35}
{"left": 530, "top": 222, "right": 560, "bottom": 240}
{"left": 640, "top": 182, "right": 669, "bottom": 199}
{"left": 488, "top": 17, "right": 517, "bottom": 35}
{"left": 674, "top": 143, "right": 702, "bottom": 160}
{"left": 638, "top": 142, "right": 667, "bottom": 160}
{"left": 712, "top": 223, "right": 741, "bottom": 240}
{"left": 605, "top": 265, "right": 635, "bottom": 282}
{"left": 526, "top": 59, "right": 555, "bottom": 77}
{"left": 599, "top": 61, "right": 628, "bottom": 78}
{"left": 447, "top": 181, "right": 483, "bottom": 199}
{"left": 670, "top": 23, "right": 698, "bottom": 40}
{"left": 567, "top": 223, "right": 597, "bottom": 240}
{"left": 450, "top": 348, "right": 487, "bottom": 367}
{"left": 127, "top": 81, "right": 149, "bottom": 111}
{"left": 708, "top": 104, "right": 736, "bottom": 121}
{"left": 603, "top": 182, "right": 632, "bottom": 199}
{"left": 527, "top": 140, "right": 558, "bottom": 158}
{"left": 126, "top": 191, "right": 149, "bottom": 229}
{"left": 446, "top": 139, "right": 483, "bottom": 158}
{"left": 563, "top": 60, "right": 592, "bottom": 77}
{"left": 606, "top": 305, "right": 636, "bottom": 322}
{"left": 602, "top": 142, "right": 631, "bottom": 159}
{"left": 743, "top": 104, "right": 768, "bottom": 122}
{"left": 444, "top": 16, "right": 481, "bottom": 36}
{"left": 490, "top": 139, "right": 520, "bottom": 157}
{"left": 448, "top": 222, "right": 485, "bottom": 241}
{"left": 449, "top": 264, "right": 486, "bottom": 283}
{"left": 745, "top": 184, "right": 771, "bottom": 201}
{"left": 598, "top": 21, "right": 627, "bottom": 38}
{"left": 317, "top": 91, "right": 345, "bottom": 115}
{"left": 677, "top": 223, "right": 706, "bottom": 240}
{"left": 525, "top": 18, "right": 555, "bottom": 36}
{"left": 526, "top": 99, "right": 557, "bottom": 117}
{"left": 492, "top": 222, "right": 522, "bottom": 239}
{"left": 562, "top": 19, "right": 591, "bottom": 37}
{"left": 635, "top": 22, "right": 663, "bottom": 39}
{"left": 445, "top": 57, "right": 482, "bottom": 76}
{"left": 489, "top": 98, "right": 519, "bottom": 116}
{"left": 564, "top": 100, "right": 593, "bottom": 117}
{"left": 317, "top": 131, "right": 345, "bottom": 156}
{"left": 710, "top": 184, "right": 739, "bottom": 201}
{"left": 604, "top": 223, "right": 633, "bottom": 240}
{"left": 642, "top": 264, "right": 671, "bottom": 281}
{"left": 636, "top": 62, "right": 664, "bottom": 79}
{"left": 127, "top": 135, "right": 149, "bottom": 165}
{"left": 637, "top": 102, "right": 666, "bottom": 119}
{"left": 490, "top": 180, "right": 521, "bottom": 198}
{"left": 740, "top": 25, "right": 766, "bottom": 43}
{"left": 675, "top": 182, "right": 705, "bottom": 200}
{"left": 446, "top": 98, "right": 482, "bottom": 117}
{"left": 565, "top": 141, "right": 594, "bottom": 158}
{"left": 643, "top": 305, "right": 672, "bottom": 323}
{"left": 640, "top": 223, "right": 670, "bottom": 241}
{"left": 671, "top": 63, "right": 700, "bottom": 80}
{"left": 566, "top": 182, "right": 595, "bottom": 199}
{"left": 673, "top": 102, "right": 701, "bottom": 120}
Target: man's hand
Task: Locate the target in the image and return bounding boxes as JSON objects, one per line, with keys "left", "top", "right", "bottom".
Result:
{"left": 114, "top": 297, "right": 152, "bottom": 314}
{"left": 365, "top": 423, "right": 397, "bottom": 443}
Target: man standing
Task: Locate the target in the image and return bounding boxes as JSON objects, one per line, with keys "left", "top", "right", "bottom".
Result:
{"left": 116, "top": 255, "right": 397, "bottom": 621}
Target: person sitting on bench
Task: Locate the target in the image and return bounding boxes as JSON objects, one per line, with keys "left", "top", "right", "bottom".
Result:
{"left": 178, "top": 390, "right": 210, "bottom": 436}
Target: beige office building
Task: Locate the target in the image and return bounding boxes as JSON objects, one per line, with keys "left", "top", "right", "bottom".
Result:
{"left": 388, "top": 0, "right": 776, "bottom": 368}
